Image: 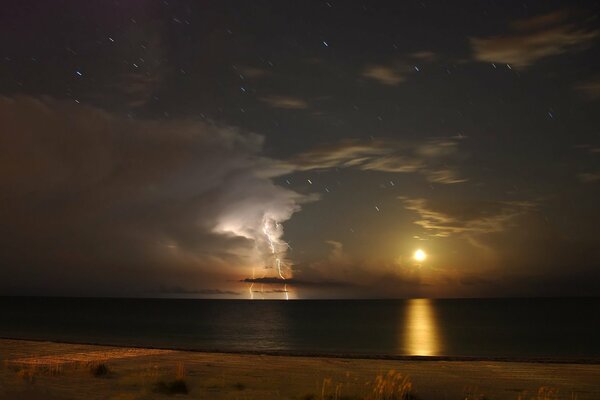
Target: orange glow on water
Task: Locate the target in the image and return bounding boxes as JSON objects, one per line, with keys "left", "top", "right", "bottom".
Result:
{"left": 404, "top": 298, "right": 441, "bottom": 356}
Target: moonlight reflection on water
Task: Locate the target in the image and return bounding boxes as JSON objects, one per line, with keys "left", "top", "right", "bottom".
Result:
{"left": 403, "top": 298, "right": 441, "bottom": 356}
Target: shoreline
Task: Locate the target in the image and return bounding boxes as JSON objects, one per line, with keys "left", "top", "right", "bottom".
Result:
{"left": 2, "top": 336, "right": 600, "bottom": 365}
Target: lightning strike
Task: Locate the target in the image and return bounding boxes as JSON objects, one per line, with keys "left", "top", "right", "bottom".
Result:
{"left": 262, "top": 216, "right": 291, "bottom": 299}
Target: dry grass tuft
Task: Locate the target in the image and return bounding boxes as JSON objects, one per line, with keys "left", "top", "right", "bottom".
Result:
{"left": 16, "top": 367, "right": 36, "bottom": 384}
{"left": 153, "top": 379, "right": 189, "bottom": 395}
{"left": 517, "top": 387, "right": 573, "bottom": 400}
{"left": 366, "top": 370, "right": 414, "bottom": 400}
{"left": 90, "top": 362, "right": 110, "bottom": 377}
{"left": 175, "top": 362, "right": 186, "bottom": 380}
{"left": 463, "top": 386, "right": 489, "bottom": 400}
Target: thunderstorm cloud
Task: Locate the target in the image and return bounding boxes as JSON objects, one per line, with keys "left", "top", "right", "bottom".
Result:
{"left": 0, "top": 96, "right": 310, "bottom": 295}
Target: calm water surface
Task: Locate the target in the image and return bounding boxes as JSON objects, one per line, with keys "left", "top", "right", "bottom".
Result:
{"left": 0, "top": 297, "right": 598, "bottom": 359}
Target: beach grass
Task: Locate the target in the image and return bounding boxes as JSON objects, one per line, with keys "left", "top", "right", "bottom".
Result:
{"left": 0, "top": 339, "right": 596, "bottom": 400}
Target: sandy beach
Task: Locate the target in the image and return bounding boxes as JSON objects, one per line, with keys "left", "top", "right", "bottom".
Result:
{"left": 1, "top": 339, "right": 599, "bottom": 400}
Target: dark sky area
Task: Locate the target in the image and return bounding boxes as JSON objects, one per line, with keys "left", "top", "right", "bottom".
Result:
{"left": 1, "top": 1, "right": 599, "bottom": 298}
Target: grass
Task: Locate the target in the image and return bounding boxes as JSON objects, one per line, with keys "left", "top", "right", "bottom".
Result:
{"left": 90, "top": 363, "right": 110, "bottom": 377}
{"left": 0, "top": 345, "right": 584, "bottom": 400}
{"left": 367, "top": 370, "right": 414, "bottom": 400}
{"left": 318, "top": 370, "right": 416, "bottom": 400}
{"left": 151, "top": 362, "right": 189, "bottom": 395}
{"left": 16, "top": 367, "right": 36, "bottom": 384}
{"left": 153, "top": 379, "right": 189, "bottom": 395}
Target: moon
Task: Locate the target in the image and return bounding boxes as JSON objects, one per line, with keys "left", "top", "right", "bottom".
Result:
{"left": 414, "top": 249, "right": 427, "bottom": 262}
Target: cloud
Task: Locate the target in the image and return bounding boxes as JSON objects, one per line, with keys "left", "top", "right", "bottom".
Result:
{"left": 237, "top": 66, "right": 269, "bottom": 79}
{"left": 575, "top": 77, "right": 600, "bottom": 99}
{"left": 578, "top": 172, "right": 600, "bottom": 183}
{"left": 0, "top": 96, "right": 313, "bottom": 295}
{"left": 281, "top": 138, "right": 466, "bottom": 184}
{"left": 409, "top": 51, "right": 436, "bottom": 62}
{"left": 157, "top": 286, "right": 242, "bottom": 296}
{"left": 400, "top": 197, "right": 537, "bottom": 238}
{"left": 470, "top": 10, "right": 598, "bottom": 68}
{"left": 574, "top": 144, "right": 600, "bottom": 154}
{"left": 259, "top": 95, "right": 308, "bottom": 109}
{"left": 574, "top": 144, "right": 600, "bottom": 183}
{"left": 241, "top": 277, "right": 356, "bottom": 288}
{"left": 362, "top": 65, "right": 406, "bottom": 86}
{"left": 288, "top": 240, "right": 453, "bottom": 298}
{"left": 361, "top": 51, "right": 436, "bottom": 86}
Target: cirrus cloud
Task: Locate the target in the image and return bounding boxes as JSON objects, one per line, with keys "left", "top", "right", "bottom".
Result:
{"left": 280, "top": 138, "right": 467, "bottom": 184}
{"left": 400, "top": 197, "right": 537, "bottom": 238}
{"left": 470, "top": 10, "right": 598, "bottom": 68}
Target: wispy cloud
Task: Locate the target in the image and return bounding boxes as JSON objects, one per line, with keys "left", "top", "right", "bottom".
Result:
{"left": 400, "top": 197, "right": 537, "bottom": 237}
{"left": 578, "top": 172, "right": 600, "bottom": 183}
{"left": 575, "top": 76, "right": 600, "bottom": 99}
{"left": 281, "top": 138, "right": 467, "bottom": 184}
{"left": 574, "top": 144, "right": 600, "bottom": 183}
{"left": 260, "top": 95, "right": 308, "bottom": 109}
{"left": 237, "top": 65, "right": 269, "bottom": 79}
{"left": 470, "top": 10, "right": 598, "bottom": 68}
{"left": 361, "top": 51, "right": 436, "bottom": 86}
{"left": 362, "top": 65, "right": 406, "bottom": 86}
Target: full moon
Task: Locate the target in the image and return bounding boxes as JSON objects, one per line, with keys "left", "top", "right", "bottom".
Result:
{"left": 414, "top": 249, "right": 427, "bottom": 262}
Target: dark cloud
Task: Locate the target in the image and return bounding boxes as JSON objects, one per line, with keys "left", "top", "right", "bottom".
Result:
{"left": 156, "top": 286, "right": 242, "bottom": 296}
{"left": 259, "top": 95, "right": 309, "bottom": 109}
{"left": 242, "top": 277, "right": 356, "bottom": 288}
{"left": 470, "top": 10, "right": 598, "bottom": 68}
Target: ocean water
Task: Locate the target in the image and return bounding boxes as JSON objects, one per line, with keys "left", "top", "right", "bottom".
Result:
{"left": 0, "top": 297, "right": 598, "bottom": 360}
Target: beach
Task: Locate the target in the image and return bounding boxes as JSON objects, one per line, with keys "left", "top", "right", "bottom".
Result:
{"left": 1, "top": 339, "right": 599, "bottom": 400}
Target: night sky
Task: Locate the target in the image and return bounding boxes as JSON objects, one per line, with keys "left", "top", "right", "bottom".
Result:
{"left": 1, "top": 1, "right": 599, "bottom": 298}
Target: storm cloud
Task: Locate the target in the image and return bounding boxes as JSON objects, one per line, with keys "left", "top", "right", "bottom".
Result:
{"left": 0, "top": 96, "right": 310, "bottom": 295}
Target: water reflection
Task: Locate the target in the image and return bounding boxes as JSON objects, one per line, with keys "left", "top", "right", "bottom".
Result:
{"left": 403, "top": 298, "right": 442, "bottom": 356}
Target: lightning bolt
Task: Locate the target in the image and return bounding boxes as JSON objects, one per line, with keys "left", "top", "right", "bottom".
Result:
{"left": 249, "top": 268, "right": 255, "bottom": 300}
{"left": 262, "top": 217, "right": 290, "bottom": 299}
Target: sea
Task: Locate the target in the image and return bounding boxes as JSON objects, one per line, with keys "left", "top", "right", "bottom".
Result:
{"left": 1, "top": 297, "right": 599, "bottom": 360}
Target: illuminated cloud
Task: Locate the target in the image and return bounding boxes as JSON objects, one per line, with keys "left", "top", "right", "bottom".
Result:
{"left": 470, "top": 10, "right": 598, "bottom": 68}
{"left": 362, "top": 65, "right": 406, "bottom": 86}
{"left": 400, "top": 197, "right": 537, "bottom": 237}
{"left": 578, "top": 172, "right": 600, "bottom": 183}
{"left": 362, "top": 52, "right": 436, "bottom": 86}
{"left": 289, "top": 240, "right": 453, "bottom": 298}
{"left": 237, "top": 65, "right": 269, "bottom": 79}
{"left": 282, "top": 138, "right": 466, "bottom": 184}
{"left": 409, "top": 51, "right": 437, "bottom": 61}
{"left": 575, "top": 77, "right": 600, "bottom": 99}
{"left": 573, "top": 144, "right": 600, "bottom": 183}
{"left": 0, "top": 96, "right": 313, "bottom": 295}
{"left": 260, "top": 95, "right": 308, "bottom": 109}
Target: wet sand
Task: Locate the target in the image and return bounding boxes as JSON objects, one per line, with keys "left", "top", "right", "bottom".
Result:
{"left": 1, "top": 338, "right": 599, "bottom": 399}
